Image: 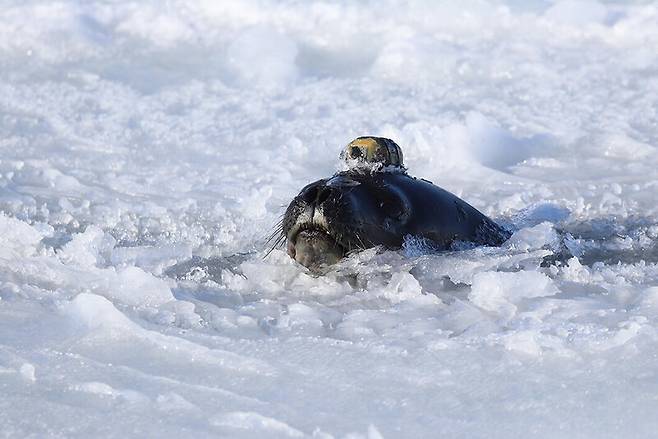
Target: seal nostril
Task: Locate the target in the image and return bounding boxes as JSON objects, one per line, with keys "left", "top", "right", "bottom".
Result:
{"left": 317, "top": 187, "right": 332, "bottom": 205}
{"left": 300, "top": 185, "right": 319, "bottom": 203}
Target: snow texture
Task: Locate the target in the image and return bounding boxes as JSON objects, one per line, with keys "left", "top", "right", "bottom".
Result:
{"left": 1, "top": 0, "right": 658, "bottom": 438}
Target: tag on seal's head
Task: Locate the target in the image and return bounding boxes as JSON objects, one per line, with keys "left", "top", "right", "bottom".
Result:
{"left": 340, "top": 136, "right": 405, "bottom": 171}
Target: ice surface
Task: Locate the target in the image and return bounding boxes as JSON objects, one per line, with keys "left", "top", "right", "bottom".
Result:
{"left": 2, "top": 0, "right": 658, "bottom": 438}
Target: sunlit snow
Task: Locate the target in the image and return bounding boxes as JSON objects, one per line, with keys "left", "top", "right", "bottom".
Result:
{"left": 2, "top": 1, "right": 658, "bottom": 438}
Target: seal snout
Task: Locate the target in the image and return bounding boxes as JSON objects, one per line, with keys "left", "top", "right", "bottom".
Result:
{"left": 284, "top": 180, "right": 346, "bottom": 271}
{"left": 286, "top": 220, "right": 345, "bottom": 272}
{"left": 291, "top": 227, "right": 343, "bottom": 270}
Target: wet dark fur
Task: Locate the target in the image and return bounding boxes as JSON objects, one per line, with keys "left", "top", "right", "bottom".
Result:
{"left": 276, "top": 169, "right": 510, "bottom": 265}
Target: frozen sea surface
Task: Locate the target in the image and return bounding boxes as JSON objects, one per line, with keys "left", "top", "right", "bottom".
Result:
{"left": 2, "top": 0, "right": 658, "bottom": 437}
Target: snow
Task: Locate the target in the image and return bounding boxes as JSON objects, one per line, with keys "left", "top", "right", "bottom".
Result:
{"left": 1, "top": 0, "right": 658, "bottom": 437}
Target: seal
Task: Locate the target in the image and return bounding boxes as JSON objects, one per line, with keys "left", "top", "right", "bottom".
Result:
{"left": 274, "top": 137, "right": 510, "bottom": 271}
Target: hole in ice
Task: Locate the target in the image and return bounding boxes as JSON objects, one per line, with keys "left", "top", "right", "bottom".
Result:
{"left": 165, "top": 253, "right": 252, "bottom": 283}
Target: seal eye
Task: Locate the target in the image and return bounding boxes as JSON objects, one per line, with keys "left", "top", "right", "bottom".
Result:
{"left": 378, "top": 198, "right": 405, "bottom": 222}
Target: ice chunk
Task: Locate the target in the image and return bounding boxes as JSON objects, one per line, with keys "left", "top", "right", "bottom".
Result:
{"left": 107, "top": 266, "right": 175, "bottom": 307}
{"left": 58, "top": 225, "right": 116, "bottom": 267}
{"left": 19, "top": 363, "right": 36, "bottom": 382}
{"left": 505, "top": 222, "right": 560, "bottom": 252}
{"left": 380, "top": 272, "right": 424, "bottom": 303}
{"left": 0, "top": 214, "right": 43, "bottom": 258}
{"left": 469, "top": 271, "right": 558, "bottom": 321}
{"left": 64, "top": 293, "right": 136, "bottom": 331}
